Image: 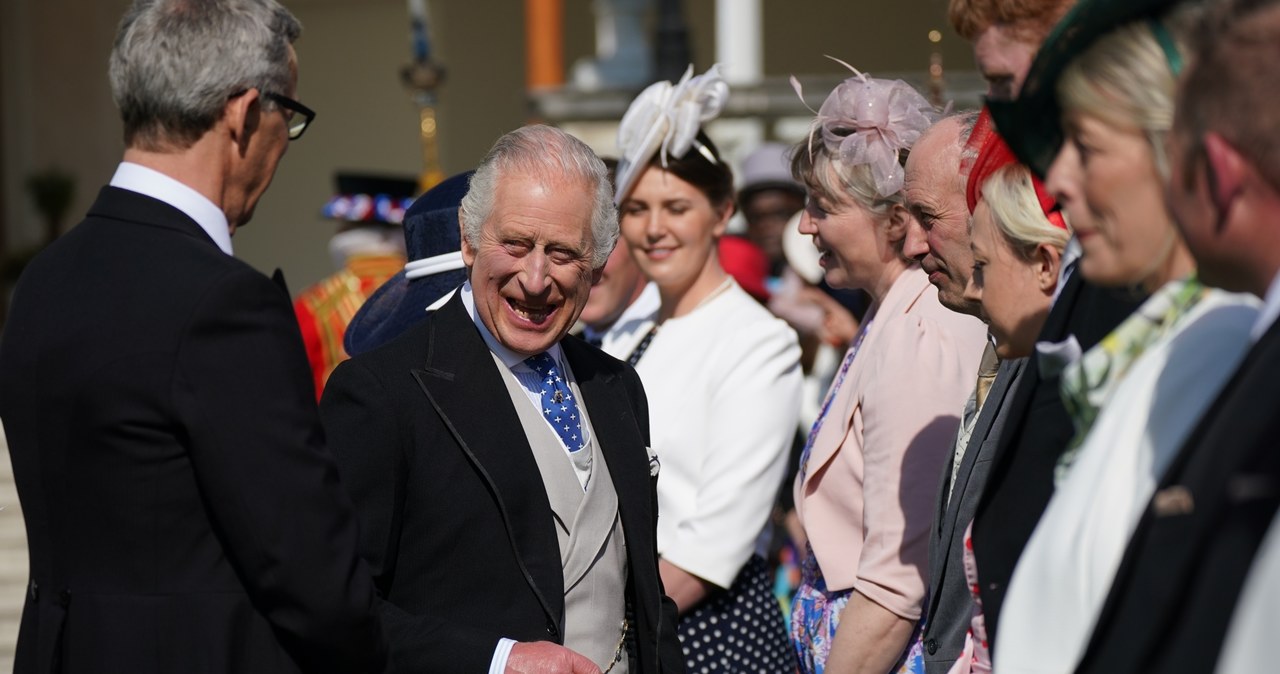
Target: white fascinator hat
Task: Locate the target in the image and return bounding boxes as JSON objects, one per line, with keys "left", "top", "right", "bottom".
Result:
{"left": 614, "top": 64, "right": 730, "bottom": 205}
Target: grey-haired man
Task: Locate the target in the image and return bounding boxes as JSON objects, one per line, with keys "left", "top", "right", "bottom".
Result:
{"left": 0, "top": 1, "right": 383, "bottom": 671}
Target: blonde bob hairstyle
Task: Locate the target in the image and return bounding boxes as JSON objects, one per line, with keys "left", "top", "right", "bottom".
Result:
{"left": 790, "top": 144, "right": 905, "bottom": 220}
{"left": 980, "top": 163, "right": 1070, "bottom": 259}
{"left": 1055, "top": 7, "right": 1198, "bottom": 180}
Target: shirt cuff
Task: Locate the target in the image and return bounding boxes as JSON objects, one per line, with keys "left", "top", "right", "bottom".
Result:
{"left": 489, "top": 638, "right": 517, "bottom": 674}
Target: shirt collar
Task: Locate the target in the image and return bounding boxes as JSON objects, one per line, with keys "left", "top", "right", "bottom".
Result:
{"left": 109, "top": 162, "right": 233, "bottom": 255}
{"left": 1251, "top": 269, "right": 1280, "bottom": 342}
{"left": 460, "top": 281, "right": 566, "bottom": 370}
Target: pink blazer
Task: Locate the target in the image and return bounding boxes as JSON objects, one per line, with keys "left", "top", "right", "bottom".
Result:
{"left": 794, "top": 266, "right": 987, "bottom": 620}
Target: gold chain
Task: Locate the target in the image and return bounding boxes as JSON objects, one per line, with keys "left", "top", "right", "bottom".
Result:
{"left": 600, "top": 618, "right": 630, "bottom": 674}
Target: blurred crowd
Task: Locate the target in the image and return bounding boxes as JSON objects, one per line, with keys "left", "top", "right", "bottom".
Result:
{"left": 1, "top": 0, "right": 1278, "bottom": 672}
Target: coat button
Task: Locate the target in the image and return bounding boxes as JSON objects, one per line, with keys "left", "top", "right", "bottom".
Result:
{"left": 926, "top": 639, "right": 938, "bottom": 655}
{"left": 56, "top": 590, "right": 71, "bottom": 607}
{"left": 546, "top": 620, "right": 559, "bottom": 638}
{"left": 27, "top": 581, "right": 37, "bottom": 602}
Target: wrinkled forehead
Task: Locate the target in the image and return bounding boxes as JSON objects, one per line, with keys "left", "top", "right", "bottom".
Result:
{"left": 484, "top": 176, "right": 595, "bottom": 239}
{"left": 906, "top": 123, "right": 965, "bottom": 195}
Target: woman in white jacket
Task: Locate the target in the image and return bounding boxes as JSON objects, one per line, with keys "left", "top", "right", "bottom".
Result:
{"left": 613, "top": 65, "right": 804, "bottom": 673}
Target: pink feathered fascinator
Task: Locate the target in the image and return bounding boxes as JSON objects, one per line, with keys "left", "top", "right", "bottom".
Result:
{"left": 792, "top": 58, "right": 938, "bottom": 198}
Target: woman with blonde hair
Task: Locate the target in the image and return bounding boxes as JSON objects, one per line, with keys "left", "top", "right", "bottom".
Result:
{"left": 963, "top": 114, "right": 1070, "bottom": 360}
{"left": 788, "top": 67, "right": 988, "bottom": 674}
{"left": 985, "top": 0, "right": 1260, "bottom": 670}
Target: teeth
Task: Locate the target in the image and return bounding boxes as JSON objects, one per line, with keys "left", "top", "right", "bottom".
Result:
{"left": 510, "top": 300, "right": 551, "bottom": 322}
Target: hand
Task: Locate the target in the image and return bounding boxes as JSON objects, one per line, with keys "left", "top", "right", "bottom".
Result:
{"left": 794, "top": 285, "right": 860, "bottom": 348}
{"left": 506, "top": 641, "right": 602, "bottom": 674}
{"left": 812, "top": 291, "right": 859, "bottom": 348}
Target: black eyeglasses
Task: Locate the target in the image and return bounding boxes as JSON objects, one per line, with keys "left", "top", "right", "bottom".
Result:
{"left": 263, "top": 92, "right": 316, "bottom": 141}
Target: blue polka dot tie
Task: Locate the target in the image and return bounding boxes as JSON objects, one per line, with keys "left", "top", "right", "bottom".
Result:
{"left": 524, "top": 353, "right": 585, "bottom": 453}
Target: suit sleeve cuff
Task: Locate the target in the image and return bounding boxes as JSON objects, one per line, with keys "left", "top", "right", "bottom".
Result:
{"left": 489, "top": 638, "right": 517, "bottom": 674}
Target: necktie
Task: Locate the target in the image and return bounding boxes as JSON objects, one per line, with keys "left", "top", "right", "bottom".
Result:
{"left": 948, "top": 340, "right": 1000, "bottom": 504}
{"left": 974, "top": 340, "right": 1000, "bottom": 412}
{"left": 525, "top": 353, "right": 586, "bottom": 452}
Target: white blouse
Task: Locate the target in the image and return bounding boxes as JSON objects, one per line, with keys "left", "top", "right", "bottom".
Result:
{"left": 635, "top": 281, "right": 802, "bottom": 588}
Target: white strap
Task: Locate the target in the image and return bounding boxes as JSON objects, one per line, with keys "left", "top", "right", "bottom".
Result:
{"left": 404, "top": 251, "right": 466, "bottom": 280}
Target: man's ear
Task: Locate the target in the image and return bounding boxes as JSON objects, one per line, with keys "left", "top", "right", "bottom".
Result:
{"left": 222, "top": 89, "right": 263, "bottom": 159}
{"left": 1203, "top": 132, "right": 1245, "bottom": 217}
{"left": 1033, "top": 241, "right": 1063, "bottom": 294}
{"left": 458, "top": 210, "right": 476, "bottom": 268}
{"left": 885, "top": 203, "right": 910, "bottom": 241}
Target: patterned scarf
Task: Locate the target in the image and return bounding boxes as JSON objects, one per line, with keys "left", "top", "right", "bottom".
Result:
{"left": 1056, "top": 275, "right": 1208, "bottom": 484}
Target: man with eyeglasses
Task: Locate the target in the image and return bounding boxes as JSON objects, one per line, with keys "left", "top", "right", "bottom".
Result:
{"left": 0, "top": 1, "right": 383, "bottom": 672}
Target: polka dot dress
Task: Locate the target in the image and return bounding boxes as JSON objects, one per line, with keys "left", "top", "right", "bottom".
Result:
{"left": 678, "top": 555, "right": 797, "bottom": 673}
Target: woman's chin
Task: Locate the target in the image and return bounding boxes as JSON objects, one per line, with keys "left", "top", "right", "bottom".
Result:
{"left": 823, "top": 269, "right": 851, "bottom": 290}
{"left": 1079, "top": 258, "right": 1140, "bottom": 289}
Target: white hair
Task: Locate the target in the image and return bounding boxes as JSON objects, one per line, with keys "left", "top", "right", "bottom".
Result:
{"left": 460, "top": 125, "right": 618, "bottom": 269}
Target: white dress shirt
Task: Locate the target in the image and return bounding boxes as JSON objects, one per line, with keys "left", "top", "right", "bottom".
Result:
{"left": 1250, "top": 268, "right": 1280, "bottom": 342}
{"left": 109, "top": 162, "right": 233, "bottom": 255}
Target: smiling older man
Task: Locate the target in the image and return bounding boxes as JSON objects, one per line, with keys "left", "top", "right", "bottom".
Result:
{"left": 320, "top": 124, "right": 682, "bottom": 674}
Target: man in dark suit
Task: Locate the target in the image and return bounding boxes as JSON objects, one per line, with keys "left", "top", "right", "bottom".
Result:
{"left": 321, "top": 125, "right": 683, "bottom": 674}
{"left": 0, "top": 1, "right": 384, "bottom": 672}
{"left": 901, "top": 112, "right": 1029, "bottom": 673}
{"left": 1076, "top": 2, "right": 1280, "bottom": 670}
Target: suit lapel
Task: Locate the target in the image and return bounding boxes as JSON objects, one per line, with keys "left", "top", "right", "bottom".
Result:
{"left": 943, "top": 358, "right": 1022, "bottom": 540}
{"left": 802, "top": 268, "right": 930, "bottom": 489}
{"left": 926, "top": 357, "right": 1024, "bottom": 619}
{"left": 564, "top": 339, "right": 652, "bottom": 541}
{"left": 564, "top": 338, "right": 671, "bottom": 670}
{"left": 562, "top": 436, "right": 620, "bottom": 592}
{"left": 980, "top": 273, "right": 1082, "bottom": 474}
{"left": 410, "top": 296, "right": 565, "bottom": 629}
{"left": 1079, "top": 318, "right": 1280, "bottom": 670}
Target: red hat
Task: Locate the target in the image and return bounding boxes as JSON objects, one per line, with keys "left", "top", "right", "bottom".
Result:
{"left": 964, "top": 108, "right": 1067, "bottom": 230}
{"left": 718, "top": 235, "right": 771, "bottom": 302}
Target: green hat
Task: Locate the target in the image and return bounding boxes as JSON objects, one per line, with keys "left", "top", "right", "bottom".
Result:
{"left": 988, "top": 0, "right": 1192, "bottom": 178}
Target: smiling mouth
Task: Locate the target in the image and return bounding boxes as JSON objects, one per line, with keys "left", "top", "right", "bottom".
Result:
{"left": 508, "top": 298, "right": 556, "bottom": 324}
{"left": 811, "top": 240, "right": 834, "bottom": 266}
{"left": 644, "top": 247, "right": 674, "bottom": 260}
